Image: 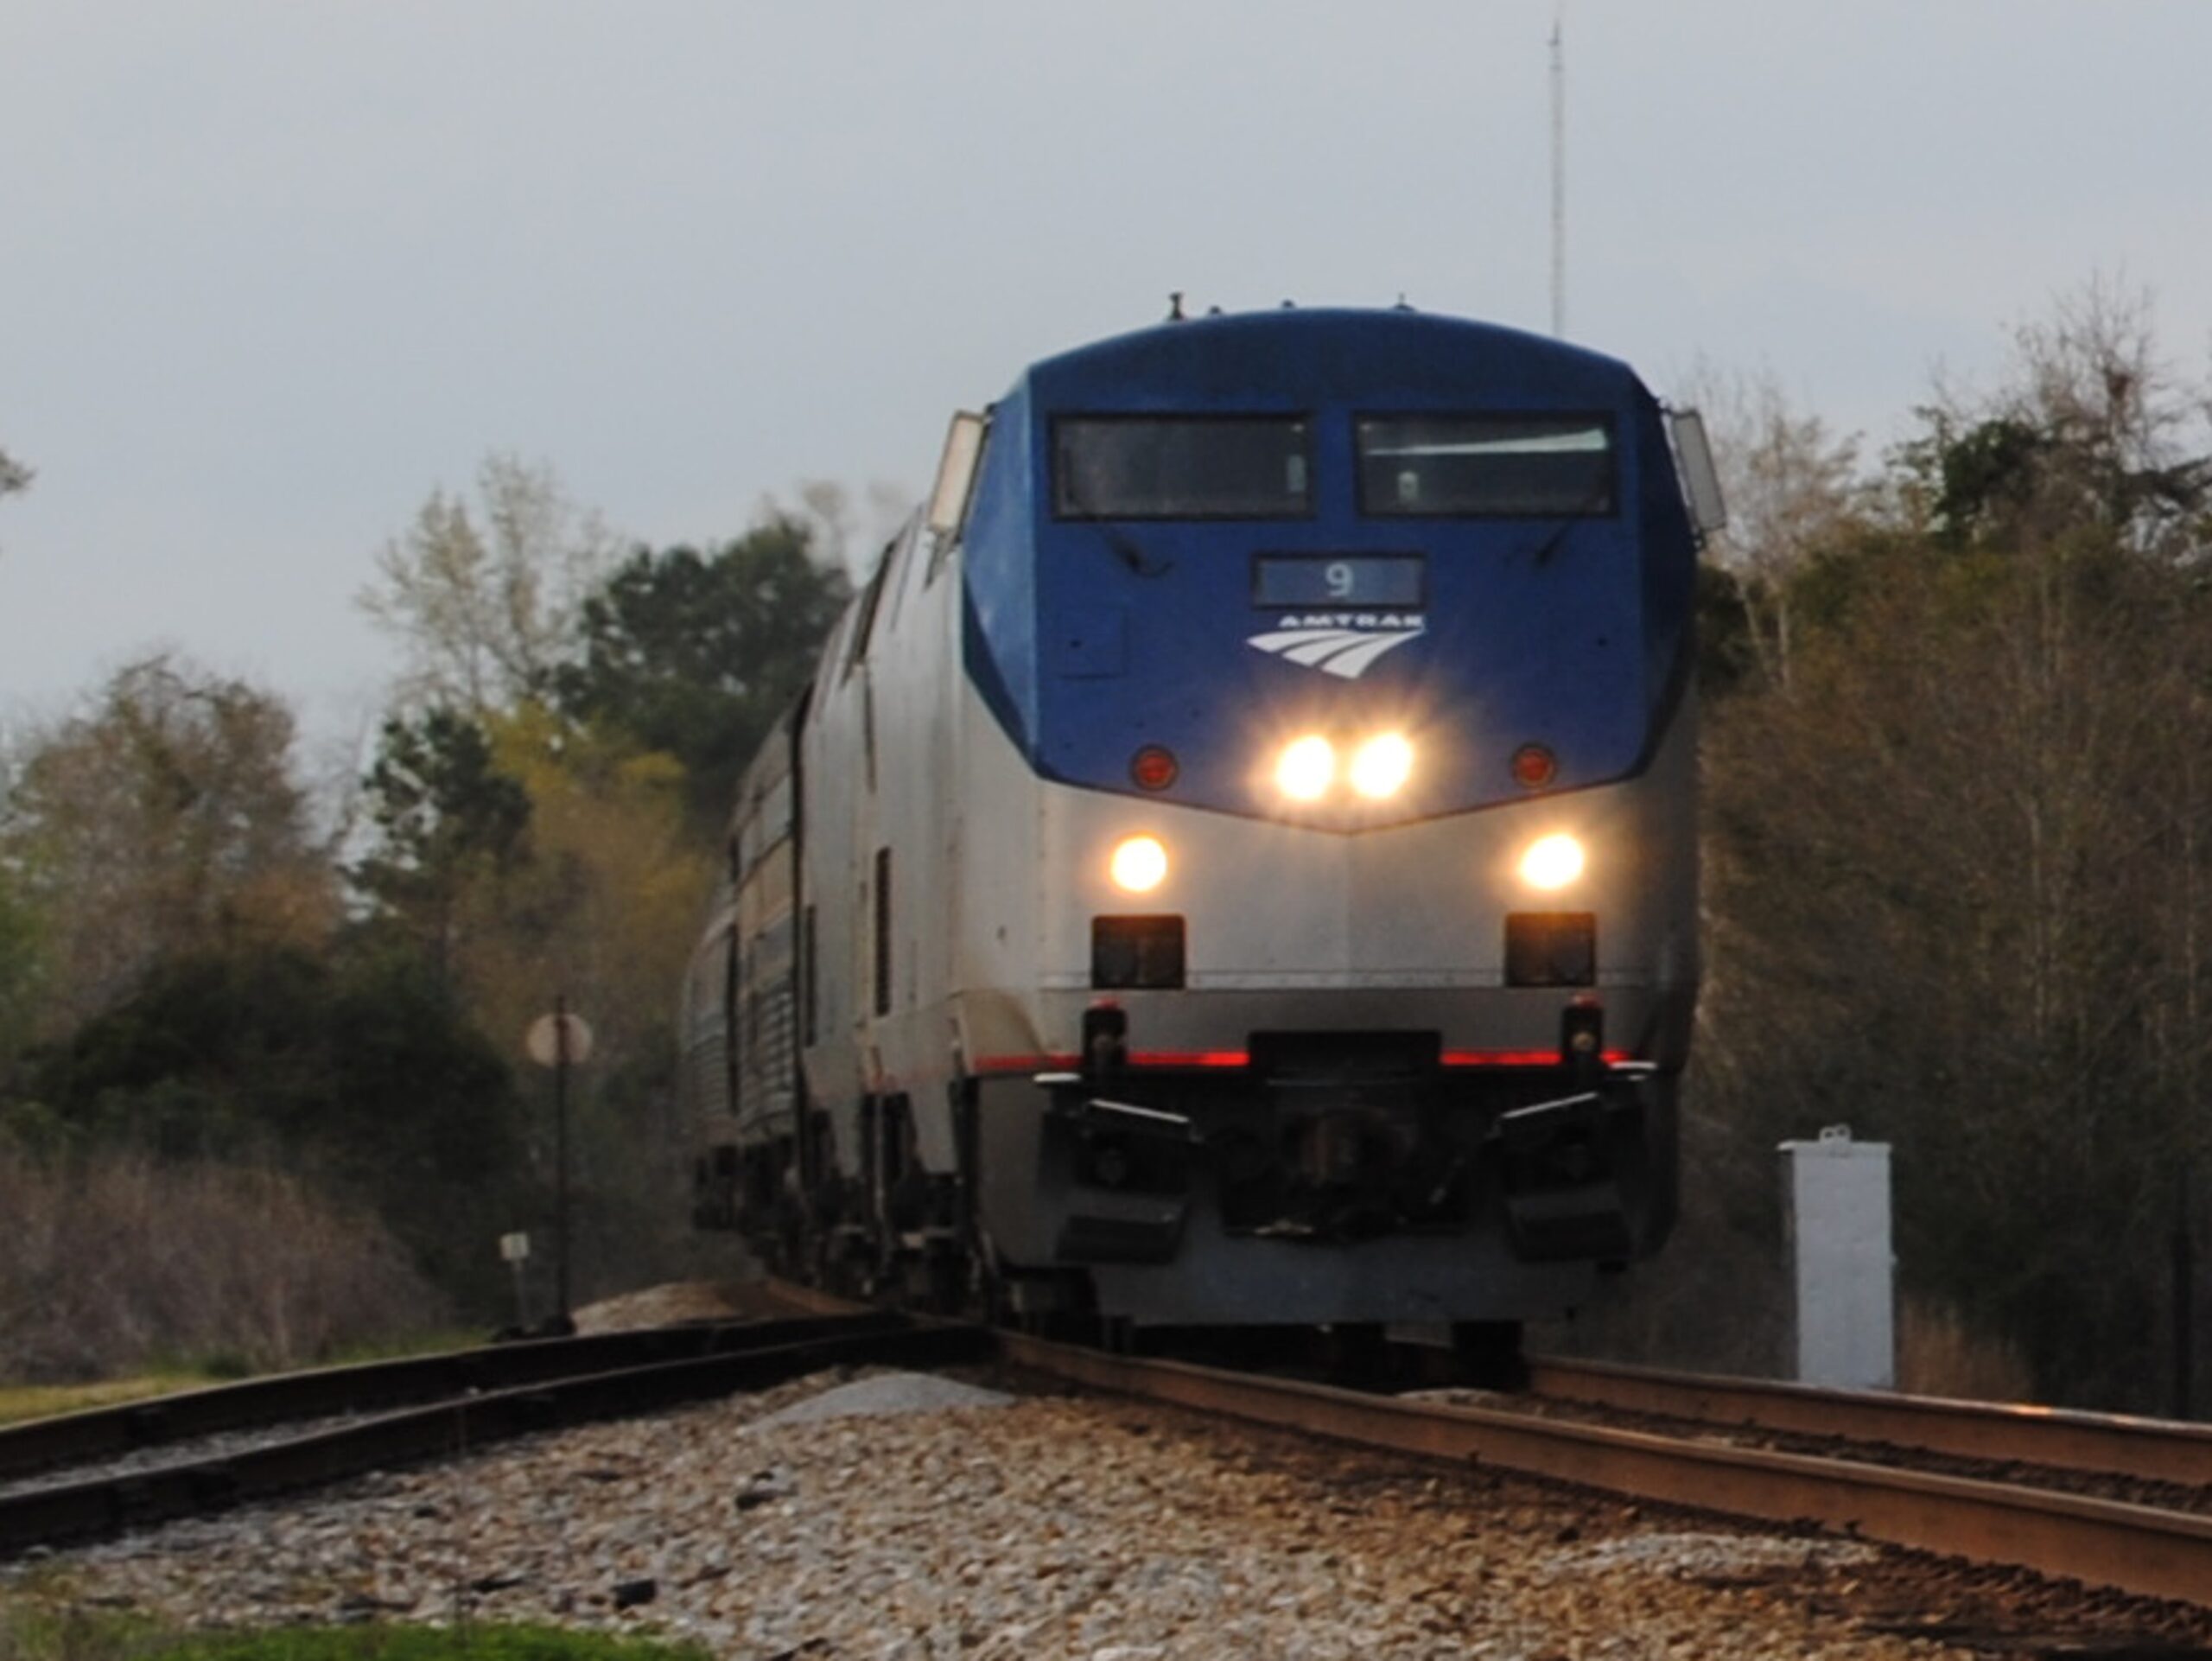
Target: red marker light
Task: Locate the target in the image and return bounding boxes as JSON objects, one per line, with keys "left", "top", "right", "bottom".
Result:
{"left": 1511, "top": 744, "right": 1557, "bottom": 790}
{"left": 1131, "top": 746, "right": 1179, "bottom": 791}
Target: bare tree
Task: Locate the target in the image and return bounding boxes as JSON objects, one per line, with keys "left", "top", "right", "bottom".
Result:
{"left": 358, "top": 454, "right": 621, "bottom": 714}
{"left": 1694, "top": 284, "right": 2212, "bottom": 1407}
{"left": 1679, "top": 363, "right": 1872, "bottom": 687}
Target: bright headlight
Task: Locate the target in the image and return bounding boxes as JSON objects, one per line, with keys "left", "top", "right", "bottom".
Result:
{"left": 1518, "top": 832, "right": 1586, "bottom": 890}
{"left": 1350, "top": 733, "right": 1414, "bottom": 799}
{"left": 1275, "top": 735, "right": 1336, "bottom": 802}
{"left": 1109, "top": 835, "right": 1169, "bottom": 894}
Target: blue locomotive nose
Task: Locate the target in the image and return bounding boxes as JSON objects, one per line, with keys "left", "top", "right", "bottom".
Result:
{"left": 958, "top": 309, "right": 1693, "bottom": 828}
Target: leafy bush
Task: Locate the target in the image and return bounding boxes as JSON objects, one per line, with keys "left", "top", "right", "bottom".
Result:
{"left": 26, "top": 944, "right": 528, "bottom": 1314}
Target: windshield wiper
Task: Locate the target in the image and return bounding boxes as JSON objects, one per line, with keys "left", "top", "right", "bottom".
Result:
{"left": 1524, "top": 469, "right": 1616, "bottom": 566}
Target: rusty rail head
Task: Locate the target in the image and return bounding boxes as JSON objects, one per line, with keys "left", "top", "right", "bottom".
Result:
{"left": 1529, "top": 1355, "right": 2212, "bottom": 1489}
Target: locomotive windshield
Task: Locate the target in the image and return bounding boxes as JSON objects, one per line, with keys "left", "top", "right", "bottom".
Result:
{"left": 1052, "top": 415, "right": 1312, "bottom": 519}
{"left": 1357, "top": 414, "right": 1614, "bottom": 517}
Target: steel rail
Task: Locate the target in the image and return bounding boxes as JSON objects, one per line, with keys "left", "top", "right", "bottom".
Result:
{"left": 0, "top": 1318, "right": 988, "bottom": 1557}
{"left": 999, "top": 1333, "right": 2212, "bottom": 1607}
{"left": 1528, "top": 1355, "right": 2212, "bottom": 1488}
{"left": 0, "top": 1313, "right": 899, "bottom": 1483}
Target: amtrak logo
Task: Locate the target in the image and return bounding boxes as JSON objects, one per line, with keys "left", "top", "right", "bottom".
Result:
{"left": 1245, "top": 613, "right": 1426, "bottom": 679}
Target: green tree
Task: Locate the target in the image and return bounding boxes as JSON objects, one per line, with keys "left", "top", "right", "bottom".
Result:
{"left": 0, "top": 655, "right": 335, "bottom": 1034}
{"left": 30, "top": 941, "right": 527, "bottom": 1309}
{"left": 352, "top": 708, "right": 531, "bottom": 983}
{"left": 462, "top": 705, "right": 715, "bottom": 1293}
{"left": 346, "top": 474, "right": 855, "bottom": 1295}
{"left": 346, "top": 699, "right": 717, "bottom": 1299}
{"left": 555, "top": 517, "right": 851, "bottom": 824}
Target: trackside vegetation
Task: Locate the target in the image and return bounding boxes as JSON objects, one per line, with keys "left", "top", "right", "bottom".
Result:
{"left": 0, "top": 473, "right": 852, "bottom": 1379}
{"left": 1549, "top": 283, "right": 2212, "bottom": 1410}
{"left": 2, "top": 294, "right": 2211, "bottom": 1412}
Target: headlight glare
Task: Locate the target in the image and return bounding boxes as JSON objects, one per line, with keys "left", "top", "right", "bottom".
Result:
{"left": 1350, "top": 733, "right": 1414, "bottom": 799}
{"left": 1275, "top": 735, "right": 1336, "bottom": 801}
{"left": 1518, "top": 832, "right": 1586, "bottom": 890}
{"left": 1109, "top": 835, "right": 1169, "bottom": 894}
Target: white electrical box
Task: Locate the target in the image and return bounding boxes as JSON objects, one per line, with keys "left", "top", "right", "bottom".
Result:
{"left": 1779, "top": 1126, "right": 1894, "bottom": 1390}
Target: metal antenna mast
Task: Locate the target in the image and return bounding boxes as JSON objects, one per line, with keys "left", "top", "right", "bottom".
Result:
{"left": 1550, "top": 6, "right": 1567, "bottom": 337}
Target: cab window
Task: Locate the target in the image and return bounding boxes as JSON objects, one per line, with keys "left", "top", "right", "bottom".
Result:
{"left": 1357, "top": 414, "right": 1614, "bottom": 517}
{"left": 1052, "top": 415, "right": 1312, "bottom": 519}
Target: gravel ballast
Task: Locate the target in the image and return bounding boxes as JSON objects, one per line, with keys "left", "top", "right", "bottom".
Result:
{"left": 2, "top": 1365, "right": 2192, "bottom": 1659}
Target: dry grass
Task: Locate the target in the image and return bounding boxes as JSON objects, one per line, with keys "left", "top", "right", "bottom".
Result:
{"left": 0, "top": 1149, "right": 445, "bottom": 1385}
{"left": 1895, "top": 1293, "right": 2037, "bottom": 1403}
{"left": 0, "top": 1374, "right": 202, "bottom": 1429}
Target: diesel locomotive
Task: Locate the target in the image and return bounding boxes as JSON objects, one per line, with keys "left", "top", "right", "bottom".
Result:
{"left": 683, "top": 306, "right": 1720, "bottom": 1356}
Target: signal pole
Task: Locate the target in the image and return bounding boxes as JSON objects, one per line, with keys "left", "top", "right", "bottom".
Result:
{"left": 553, "top": 992, "right": 571, "bottom": 1321}
{"left": 1550, "top": 6, "right": 1567, "bottom": 338}
{"left": 525, "top": 1000, "right": 594, "bottom": 1332}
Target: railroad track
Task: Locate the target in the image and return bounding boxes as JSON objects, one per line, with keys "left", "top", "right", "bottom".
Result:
{"left": 13, "top": 1281, "right": 2212, "bottom": 1612}
{"left": 0, "top": 1312, "right": 988, "bottom": 1557}
{"left": 758, "top": 1280, "right": 2212, "bottom": 1607}
{"left": 993, "top": 1335, "right": 2212, "bottom": 1607}
{"left": 1526, "top": 1353, "right": 2212, "bottom": 1493}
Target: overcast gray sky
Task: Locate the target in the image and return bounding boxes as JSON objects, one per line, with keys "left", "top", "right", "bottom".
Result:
{"left": 4, "top": 2, "right": 2209, "bottom": 755}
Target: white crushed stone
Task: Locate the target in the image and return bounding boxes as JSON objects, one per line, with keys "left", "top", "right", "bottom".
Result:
{"left": 1538, "top": 1528, "right": 1883, "bottom": 1581}
{"left": 746, "top": 1371, "right": 1014, "bottom": 1429}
